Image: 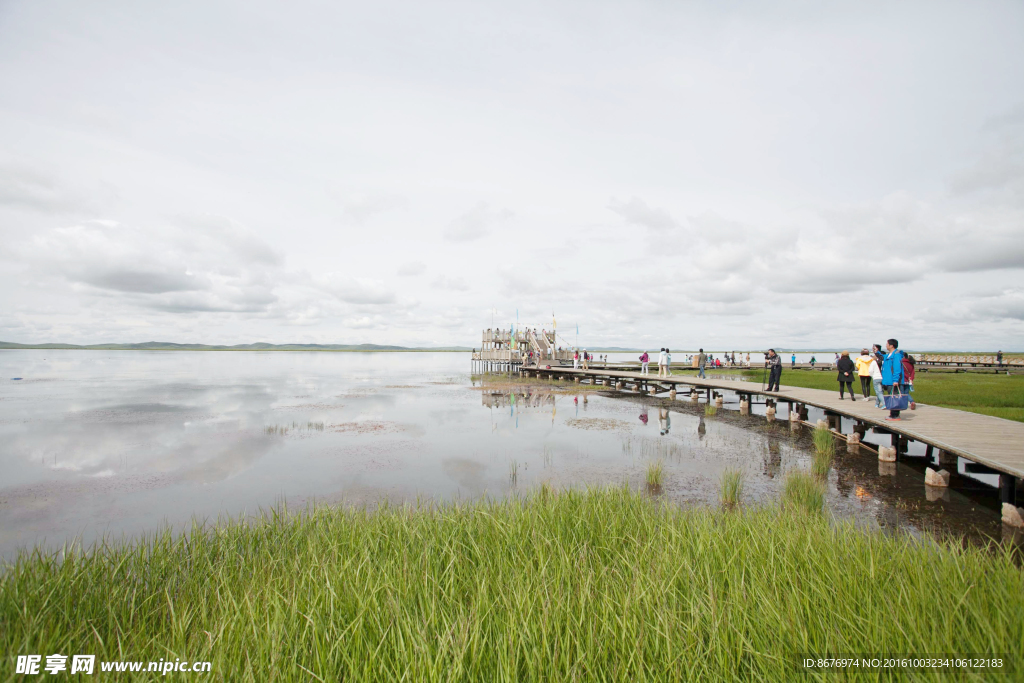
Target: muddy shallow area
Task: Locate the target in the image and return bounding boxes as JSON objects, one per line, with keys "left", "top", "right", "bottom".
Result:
{"left": 0, "top": 351, "right": 1016, "bottom": 559}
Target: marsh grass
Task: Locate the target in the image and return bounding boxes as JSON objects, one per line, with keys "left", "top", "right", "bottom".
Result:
{"left": 703, "top": 404, "right": 717, "bottom": 417}
{"left": 811, "top": 424, "right": 835, "bottom": 478}
{"left": 812, "top": 423, "right": 835, "bottom": 455}
{"left": 622, "top": 437, "right": 684, "bottom": 461}
{"left": 3, "top": 487, "right": 1022, "bottom": 681}
{"left": 783, "top": 471, "right": 826, "bottom": 513}
{"left": 263, "top": 421, "right": 325, "bottom": 436}
{"left": 508, "top": 459, "right": 519, "bottom": 485}
{"left": 645, "top": 460, "right": 664, "bottom": 488}
{"left": 719, "top": 468, "right": 744, "bottom": 507}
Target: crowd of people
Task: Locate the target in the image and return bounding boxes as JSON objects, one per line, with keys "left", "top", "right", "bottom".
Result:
{"left": 766, "top": 340, "right": 915, "bottom": 422}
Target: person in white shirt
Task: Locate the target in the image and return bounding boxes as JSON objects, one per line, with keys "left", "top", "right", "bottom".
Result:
{"left": 868, "top": 355, "right": 885, "bottom": 408}
{"left": 658, "top": 348, "right": 668, "bottom": 377}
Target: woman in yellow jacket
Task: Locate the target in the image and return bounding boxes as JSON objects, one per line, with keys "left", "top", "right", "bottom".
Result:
{"left": 854, "top": 349, "right": 874, "bottom": 400}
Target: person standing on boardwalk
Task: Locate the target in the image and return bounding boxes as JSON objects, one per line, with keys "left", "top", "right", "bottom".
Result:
{"left": 573, "top": 349, "right": 579, "bottom": 369}
{"left": 640, "top": 350, "right": 650, "bottom": 375}
{"left": 868, "top": 352, "right": 885, "bottom": 407}
{"left": 766, "top": 349, "right": 782, "bottom": 391}
{"left": 658, "top": 348, "right": 667, "bottom": 377}
{"left": 836, "top": 351, "right": 856, "bottom": 401}
{"left": 791, "top": 353, "right": 796, "bottom": 368}
{"left": 882, "top": 338, "right": 905, "bottom": 420}
{"left": 666, "top": 349, "right": 672, "bottom": 375}
{"left": 809, "top": 355, "right": 816, "bottom": 367}
{"left": 997, "top": 350, "right": 1003, "bottom": 367}
{"left": 872, "top": 343, "right": 884, "bottom": 367}
{"left": 855, "top": 349, "right": 874, "bottom": 400}
{"left": 902, "top": 354, "right": 916, "bottom": 410}
{"left": 582, "top": 350, "right": 589, "bottom": 370}
{"left": 697, "top": 348, "right": 707, "bottom": 379}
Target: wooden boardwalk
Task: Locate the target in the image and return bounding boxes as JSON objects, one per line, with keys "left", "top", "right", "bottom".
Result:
{"left": 527, "top": 365, "right": 1024, "bottom": 493}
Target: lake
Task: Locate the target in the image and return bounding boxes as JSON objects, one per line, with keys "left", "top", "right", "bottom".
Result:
{"left": 0, "top": 350, "right": 1013, "bottom": 560}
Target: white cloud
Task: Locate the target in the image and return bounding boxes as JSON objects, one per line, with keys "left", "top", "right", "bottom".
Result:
{"left": 608, "top": 197, "right": 679, "bottom": 231}
{"left": 443, "top": 203, "right": 513, "bottom": 242}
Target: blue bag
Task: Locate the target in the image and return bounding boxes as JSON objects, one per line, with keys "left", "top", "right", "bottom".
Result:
{"left": 883, "top": 387, "right": 909, "bottom": 411}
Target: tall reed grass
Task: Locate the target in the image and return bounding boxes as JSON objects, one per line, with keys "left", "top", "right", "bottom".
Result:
{"left": 645, "top": 460, "right": 664, "bottom": 488}
{"left": 811, "top": 424, "right": 835, "bottom": 478}
{"left": 720, "top": 468, "right": 744, "bottom": 507}
{"left": 3, "top": 488, "right": 1021, "bottom": 680}
{"left": 784, "top": 471, "right": 826, "bottom": 513}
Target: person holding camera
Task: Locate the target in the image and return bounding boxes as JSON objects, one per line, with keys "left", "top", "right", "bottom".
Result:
{"left": 766, "top": 349, "right": 782, "bottom": 391}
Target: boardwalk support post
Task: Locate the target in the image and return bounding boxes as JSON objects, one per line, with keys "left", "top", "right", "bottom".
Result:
{"left": 925, "top": 468, "right": 951, "bottom": 487}
{"left": 878, "top": 446, "right": 897, "bottom": 462}
{"left": 847, "top": 432, "right": 860, "bottom": 453}
{"left": 1000, "top": 475, "right": 1017, "bottom": 506}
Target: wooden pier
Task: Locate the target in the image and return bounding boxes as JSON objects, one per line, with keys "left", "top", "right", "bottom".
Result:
{"left": 518, "top": 364, "right": 1024, "bottom": 504}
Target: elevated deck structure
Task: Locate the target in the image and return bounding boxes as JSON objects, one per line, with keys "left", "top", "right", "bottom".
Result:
{"left": 519, "top": 364, "right": 1024, "bottom": 505}
{"left": 471, "top": 328, "right": 573, "bottom": 372}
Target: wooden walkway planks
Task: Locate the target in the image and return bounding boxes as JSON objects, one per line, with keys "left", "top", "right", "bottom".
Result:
{"left": 533, "top": 366, "right": 1024, "bottom": 480}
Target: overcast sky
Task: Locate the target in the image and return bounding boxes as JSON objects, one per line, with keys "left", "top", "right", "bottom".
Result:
{"left": 1, "top": 1, "right": 1022, "bottom": 350}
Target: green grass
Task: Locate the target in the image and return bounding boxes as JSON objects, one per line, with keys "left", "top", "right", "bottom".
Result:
{"left": 719, "top": 468, "right": 744, "bottom": 507}
{"left": 2, "top": 488, "right": 1021, "bottom": 681}
{"left": 645, "top": 460, "right": 664, "bottom": 488}
{"left": 783, "top": 471, "right": 826, "bottom": 514}
{"left": 728, "top": 368, "right": 1024, "bottom": 422}
{"left": 703, "top": 403, "right": 717, "bottom": 416}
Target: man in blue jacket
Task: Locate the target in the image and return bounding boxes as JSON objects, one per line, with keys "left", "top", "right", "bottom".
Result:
{"left": 881, "top": 338, "right": 905, "bottom": 421}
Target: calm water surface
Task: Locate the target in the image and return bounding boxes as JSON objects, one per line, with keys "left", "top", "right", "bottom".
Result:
{"left": 0, "top": 350, "right": 1013, "bottom": 559}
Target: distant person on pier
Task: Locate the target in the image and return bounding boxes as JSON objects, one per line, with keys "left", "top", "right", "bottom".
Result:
{"left": 881, "top": 338, "right": 905, "bottom": 421}
{"left": 766, "top": 349, "right": 782, "bottom": 391}
{"left": 855, "top": 349, "right": 874, "bottom": 400}
{"left": 697, "top": 349, "right": 707, "bottom": 379}
{"left": 666, "top": 349, "right": 672, "bottom": 375}
{"left": 997, "top": 350, "right": 1003, "bottom": 367}
{"left": 582, "top": 350, "right": 589, "bottom": 370}
{"left": 791, "top": 353, "right": 796, "bottom": 367}
{"left": 836, "top": 351, "right": 856, "bottom": 401}
{"left": 745, "top": 352, "right": 750, "bottom": 366}
{"left": 658, "top": 348, "right": 668, "bottom": 377}
{"left": 872, "top": 343, "right": 884, "bottom": 367}
{"left": 809, "top": 355, "right": 816, "bottom": 367}
{"left": 640, "top": 350, "right": 650, "bottom": 374}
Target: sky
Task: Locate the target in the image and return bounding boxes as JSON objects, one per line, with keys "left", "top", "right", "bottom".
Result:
{"left": 0, "top": 0, "right": 1022, "bottom": 351}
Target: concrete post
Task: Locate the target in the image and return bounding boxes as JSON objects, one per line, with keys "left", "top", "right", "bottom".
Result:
{"left": 669, "top": 389, "right": 677, "bottom": 400}
{"left": 739, "top": 399, "right": 749, "bottom": 415}
{"left": 715, "top": 396, "right": 724, "bottom": 408}
{"left": 847, "top": 432, "right": 860, "bottom": 453}
{"left": 766, "top": 406, "right": 776, "bottom": 421}
{"left": 878, "top": 446, "right": 897, "bottom": 462}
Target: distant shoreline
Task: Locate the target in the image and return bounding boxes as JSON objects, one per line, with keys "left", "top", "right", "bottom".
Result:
{"left": 0, "top": 342, "right": 471, "bottom": 352}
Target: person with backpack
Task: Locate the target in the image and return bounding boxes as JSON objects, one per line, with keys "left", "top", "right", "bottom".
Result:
{"left": 639, "top": 350, "right": 649, "bottom": 375}
{"left": 836, "top": 351, "right": 856, "bottom": 400}
{"left": 881, "top": 338, "right": 905, "bottom": 421}
{"left": 902, "top": 353, "right": 916, "bottom": 410}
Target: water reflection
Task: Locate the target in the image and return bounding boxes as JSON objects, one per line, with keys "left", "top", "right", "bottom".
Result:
{"left": 0, "top": 350, "right": 1015, "bottom": 559}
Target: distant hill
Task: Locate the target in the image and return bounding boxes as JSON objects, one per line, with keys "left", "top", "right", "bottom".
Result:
{"left": 0, "top": 341, "right": 472, "bottom": 352}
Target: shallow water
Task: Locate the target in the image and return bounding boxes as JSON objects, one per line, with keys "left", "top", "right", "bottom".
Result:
{"left": 0, "top": 350, "right": 1014, "bottom": 559}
